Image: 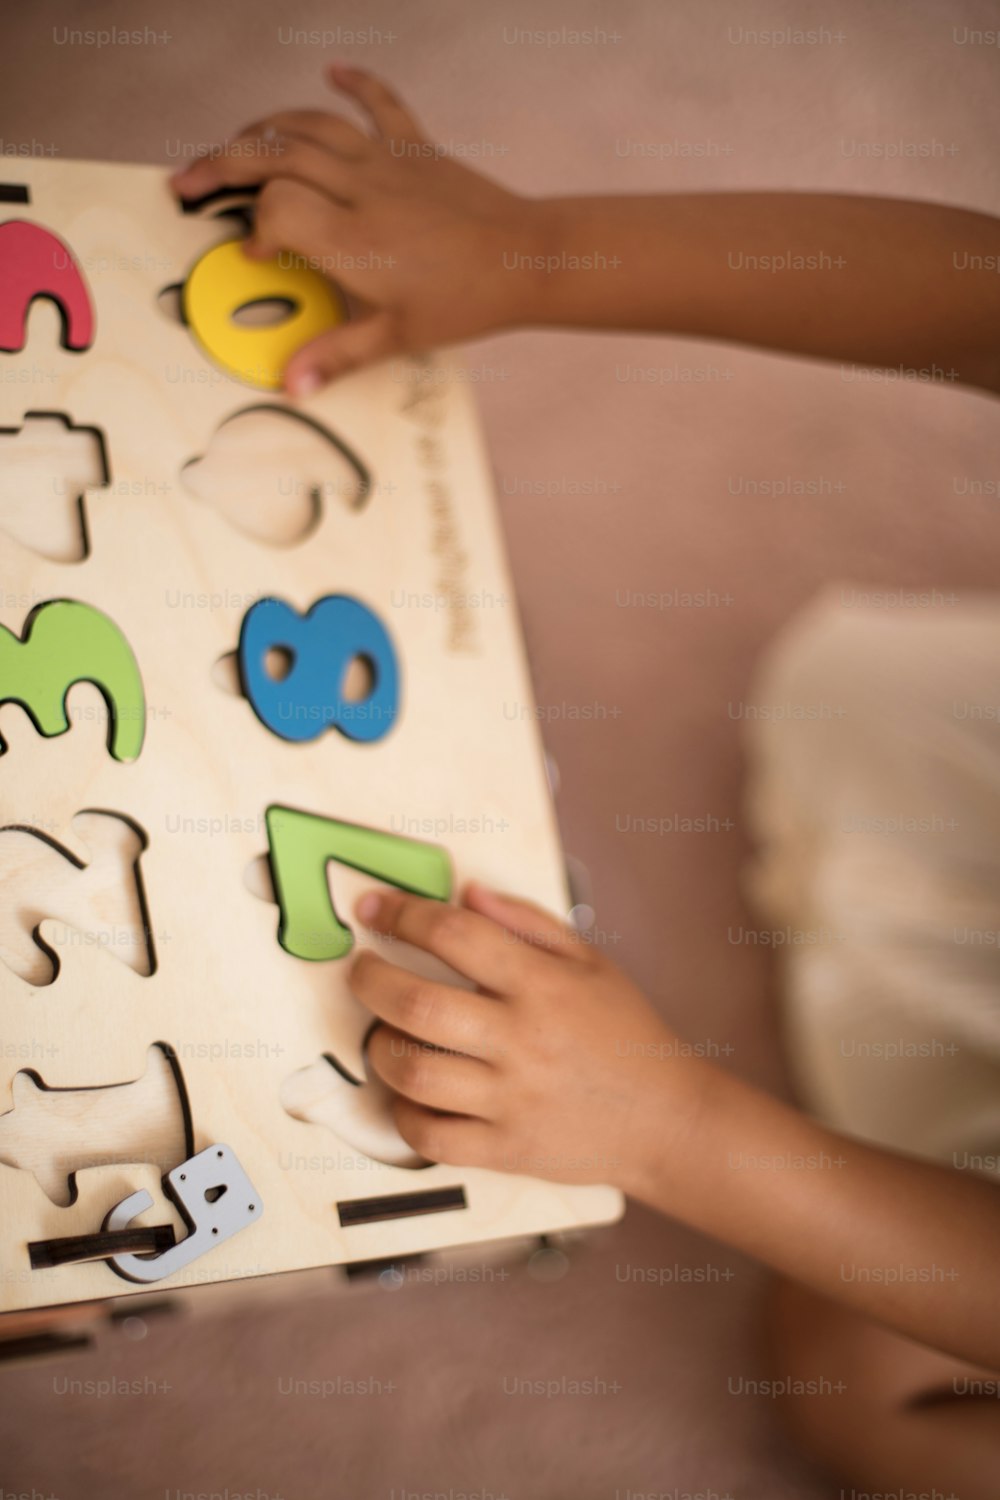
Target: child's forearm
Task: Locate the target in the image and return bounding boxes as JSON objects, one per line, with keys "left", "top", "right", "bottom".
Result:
{"left": 635, "top": 1062, "right": 1000, "bottom": 1368}
{"left": 171, "top": 71, "right": 1000, "bottom": 392}
{"left": 518, "top": 193, "right": 1000, "bottom": 393}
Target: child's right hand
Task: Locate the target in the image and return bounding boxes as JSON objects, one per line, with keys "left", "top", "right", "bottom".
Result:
{"left": 169, "top": 64, "right": 546, "bottom": 394}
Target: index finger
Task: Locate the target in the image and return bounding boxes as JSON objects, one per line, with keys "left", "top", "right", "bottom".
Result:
{"left": 354, "top": 890, "right": 545, "bottom": 995}
{"left": 327, "top": 65, "right": 427, "bottom": 146}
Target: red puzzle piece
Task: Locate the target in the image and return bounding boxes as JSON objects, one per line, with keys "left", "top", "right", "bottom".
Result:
{"left": 0, "top": 219, "right": 95, "bottom": 352}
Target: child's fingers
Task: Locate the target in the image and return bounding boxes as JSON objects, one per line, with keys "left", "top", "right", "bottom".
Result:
{"left": 391, "top": 1096, "right": 496, "bottom": 1168}
{"left": 171, "top": 134, "right": 359, "bottom": 208}
{"left": 349, "top": 950, "right": 504, "bottom": 1060}
{"left": 354, "top": 890, "right": 545, "bottom": 995}
{"left": 368, "top": 1025, "right": 497, "bottom": 1117}
{"left": 462, "top": 883, "right": 593, "bottom": 963}
{"left": 251, "top": 109, "right": 374, "bottom": 160}
{"left": 282, "top": 311, "right": 400, "bottom": 393}
{"left": 246, "top": 177, "right": 346, "bottom": 259}
{"left": 327, "top": 64, "right": 426, "bottom": 146}
{"left": 169, "top": 146, "right": 259, "bottom": 200}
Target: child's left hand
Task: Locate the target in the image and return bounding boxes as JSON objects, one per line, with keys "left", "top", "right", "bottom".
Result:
{"left": 349, "top": 883, "right": 709, "bottom": 1194}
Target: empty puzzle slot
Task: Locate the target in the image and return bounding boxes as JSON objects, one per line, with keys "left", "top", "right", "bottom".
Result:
{"left": 281, "top": 1049, "right": 428, "bottom": 1171}
{"left": 337, "top": 1187, "right": 468, "bottom": 1227}
{"left": 180, "top": 405, "right": 370, "bottom": 547}
{"left": 0, "top": 810, "right": 156, "bottom": 986}
{"left": 0, "top": 1042, "right": 192, "bottom": 1206}
{"left": 0, "top": 412, "right": 110, "bottom": 562}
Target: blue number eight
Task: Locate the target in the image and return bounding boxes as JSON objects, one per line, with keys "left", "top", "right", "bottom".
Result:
{"left": 238, "top": 595, "right": 399, "bottom": 744}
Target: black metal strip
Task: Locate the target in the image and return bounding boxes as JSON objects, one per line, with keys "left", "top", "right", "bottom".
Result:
{"left": 28, "top": 1223, "right": 175, "bottom": 1269}
{"left": 337, "top": 1186, "right": 467, "bottom": 1227}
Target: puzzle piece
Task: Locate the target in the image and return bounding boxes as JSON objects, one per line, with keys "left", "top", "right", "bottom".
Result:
{"left": 0, "top": 412, "right": 109, "bottom": 561}
{"left": 263, "top": 806, "right": 452, "bottom": 962}
{"left": 238, "top": 595, "right": 399, "bottom": 745}
{"left": 0, "top": 599, "right": 145, "bottom": 761}
{"left": 0, "top": 810, "right": 155, "bottom": 985}
{"left": 0, "top": 219, "right": 95, "bottom": 352}
{"left": 181, "top": 405, "right": 370, "bottom": 546}
{"left": 180, "top": 239, "right": 344, "bottom": 390}
{"left": 216, "top": 648, "right": 374, "bottom": 709}
{"left": 281, "top": 1052, "right": 424, "bottom": 1169}
{"left": 0, "top": 1044, "right": 190, "bottom": 1205}
{"left": 105, "top": 1143, "right": 262, "bottom": 1283}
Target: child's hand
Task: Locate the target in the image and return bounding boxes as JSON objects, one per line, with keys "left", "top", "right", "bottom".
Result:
{"left": 348, "top": 883, "right": 708, "bottom": 1193}
{"left": 169, "top": 65, "right": 545, "bottom": 393}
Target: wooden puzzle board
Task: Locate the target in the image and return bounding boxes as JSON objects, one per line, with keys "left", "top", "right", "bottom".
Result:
{"left": 0, "top": 158, "right": 621, "bottom": 1313}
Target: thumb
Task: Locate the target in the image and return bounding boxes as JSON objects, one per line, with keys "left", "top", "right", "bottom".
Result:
{"left": 462, "top": 882, "right": 587, "bottom": 961}
{"left": 283, "top": 311, "right": 399, "bottom": 393}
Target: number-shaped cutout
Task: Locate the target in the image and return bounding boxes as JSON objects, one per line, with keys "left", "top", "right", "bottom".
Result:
{"left": 0, "top": 810, "right": 155, "bottom": 985}
{"left": 181, "top": 404, "right": 370, "bottom": 547}
{"left": 0, "top": 1043, "right": 189, "bottom": 1205}
{"left": 280, "top": 1048, "right": 426, "bottom": 1170}
{"left": 0, "top": 412, "right": 110, "bottom": 562}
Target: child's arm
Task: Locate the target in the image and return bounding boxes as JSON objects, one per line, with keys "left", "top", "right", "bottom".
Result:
{"left": 349, "top": 885, "right": 1000, "bottom": 1373}
{"left": 171, "top": 66, "right": 1000, "bottom": 394}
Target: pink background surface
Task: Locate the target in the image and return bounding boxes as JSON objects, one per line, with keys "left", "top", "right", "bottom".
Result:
{"left": 1, "top": 1, "right": 998, "bottom": 1494}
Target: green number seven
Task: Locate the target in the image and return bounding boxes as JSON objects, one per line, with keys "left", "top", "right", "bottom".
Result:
{"left": 0, "top": 599, "right": 145, "bottom": 762}
{"left": 266, "top": 805, "right": 452, "bottom": 962}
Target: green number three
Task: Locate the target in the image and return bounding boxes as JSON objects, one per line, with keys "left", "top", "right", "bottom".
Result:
{"left": 0, "top": 600, "right": 146, "bottom": 761}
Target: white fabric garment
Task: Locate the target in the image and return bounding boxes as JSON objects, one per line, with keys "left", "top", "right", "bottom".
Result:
{"left": 742, "top": 586, "right": 1000, "bottom": 1172}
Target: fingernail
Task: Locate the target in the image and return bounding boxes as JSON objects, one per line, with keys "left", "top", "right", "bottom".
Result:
{"left": 356, "top": 892, "right": 382, "bottom": 923}
{"left": 286, "top": 368, "right": 322, "bottom": 397}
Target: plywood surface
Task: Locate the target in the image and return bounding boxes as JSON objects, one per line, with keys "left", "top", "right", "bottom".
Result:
{"left": 0, "top": 157, "right": 620, "bottom": 1312}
